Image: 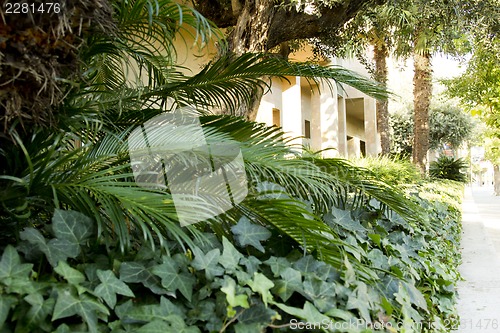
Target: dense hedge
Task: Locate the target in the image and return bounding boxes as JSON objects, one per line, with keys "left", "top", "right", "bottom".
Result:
{"left": 0, "top": 178, "right": 463, "bottom": 332}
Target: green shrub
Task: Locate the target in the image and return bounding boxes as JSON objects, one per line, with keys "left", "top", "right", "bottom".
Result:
{"left": 429, "top": 156, "right": 468, "bottom": 182}
{"left": 352, "top": 156, "right": 422, "bottom": 185}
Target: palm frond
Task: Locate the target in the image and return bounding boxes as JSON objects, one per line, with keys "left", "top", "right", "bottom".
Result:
{"left": 80, "top": 0, "right": 223, "bottom": 91}
{"left": 3, "top": 129, "right": 204, "bottom": 250}
{"left": 150, "top": 53, "right": 389, "bottom": 111}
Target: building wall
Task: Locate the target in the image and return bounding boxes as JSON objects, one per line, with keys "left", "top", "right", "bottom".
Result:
{"left": 255, "top": 63, "right": 380, "bottom": 158}
{"left": 171, "top": 30, "right": 380, "bottom": 158}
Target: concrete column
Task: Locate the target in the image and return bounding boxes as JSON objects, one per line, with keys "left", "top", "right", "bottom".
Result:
{"left": 347, "top": 137, "right": 361, "bottom": 158}
{"left": 317, "top": 81, "right": 338, "bottom": 157}
{"left": 282, "top": 76, "right": 302, "bottom": 147}
{"left": 363, "top": 97, "right": 379, "bottom": 156}
{"left": 310, "top": 85, "right": 322, "bottom": 152}
{"left": 337, "top": 96, "right": 348, "bottom": 157}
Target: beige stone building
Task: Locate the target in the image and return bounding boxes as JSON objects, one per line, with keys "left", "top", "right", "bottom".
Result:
{"left": 175, "top": 33, "right": 380, "bottom": 158}
{"left": 255, "top": 56, "right": 380, "bottom": 158}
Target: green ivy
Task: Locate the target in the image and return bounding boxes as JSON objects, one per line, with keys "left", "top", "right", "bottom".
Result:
{"left": 0, "top": 182, "right": 462, "bottom": 332}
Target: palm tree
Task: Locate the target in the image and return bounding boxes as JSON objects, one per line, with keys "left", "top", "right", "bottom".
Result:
{"left": 0, "top": 0, "right": 423, "bottom": 278}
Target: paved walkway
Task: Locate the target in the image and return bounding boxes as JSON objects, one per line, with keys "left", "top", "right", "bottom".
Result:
{"left": 456, "top": 185, "right": 500, "bottom": 332}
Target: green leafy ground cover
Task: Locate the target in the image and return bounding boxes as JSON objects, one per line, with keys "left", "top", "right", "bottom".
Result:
{"left": 0, "top": 2, "right": 463, "bottom": 331}
{"left": 0, "top": 176, "right": 463, "bottom": 332}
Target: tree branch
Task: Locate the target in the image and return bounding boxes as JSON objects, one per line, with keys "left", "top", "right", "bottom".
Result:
{"left": 267, "top": 0, "right": 385, "bottom": 50}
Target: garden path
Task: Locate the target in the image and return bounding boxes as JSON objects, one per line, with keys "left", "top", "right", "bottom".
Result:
{"left": 456, "top": 185, "right": 500, "bottom": 332}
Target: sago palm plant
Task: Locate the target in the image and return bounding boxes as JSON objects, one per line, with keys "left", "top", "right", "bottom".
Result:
{"left": 0, "top": 0, "right": 422, "bottom": 277}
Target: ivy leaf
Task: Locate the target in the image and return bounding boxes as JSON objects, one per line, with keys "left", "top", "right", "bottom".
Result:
{"left": 191, "top": 247, "right": 224, "bottom": 281}
{"left": 293, "top": 255, "right": 321, "bottom": 274}
{"left": 395, "top": 285, "right": 424, "bottom": 322}
{"left": 264, "top": 257, "right": 291, "bottom": 277}
{"left": 54, "top": 324, "right": 72, "bottom": 333}
{"left": 120, "top": 261, "right": 168, "bottom": 295}
{"left": 325, "top": 207, "right": 365, "bottom": 232}
{"left": 325, "top": 308, "right": 356, "bottom": 321}
{"left": 234, "top": 323, "right": 263, "bottom": 333}
{"left": 137, "top": 317, "right": 200, "bottom": 333}
{"left": 23, "top": 293, "right": 54, "bottom": 330}
{"left": 240, "top": 255, "right": 261, "bottom": 275}
{"left": 116, "top": 297, "right": 185, "bottom": 324}
{"left": 47, "top": 238, "right": 80, "bottom": 266}
{"left": 52, "top": 209, "right": 94, "bottom": 244}
{"left": 219, "top": 237, "right": 243, "bottom": 272}
{"left": 0, "top": 245, "right": 33, "bottom": 281}
{"left": 220, "top": 277, "right": 250, "bottom": 310}
{"left": 273, "top": 267, "right": 302, "bottom": 301}
{"left": 0, "top": 295, "right": 17, "bottom": 328}
{"left": 303, "top": 274, "right": 335, "bottom": 300}
{"left": 151, "top": 257, "right": 195, "bottom": 301}
{"left": 275, "top": 301, "right": 330, "bottom": 323}
{"left": 247, "top": 273, "right": 274, "bottom": 306}
{"left": 52, "top": 287, "right": 109, "bottom": 333}
{"left": 231, "top": 217, "right": 271, "bottom": 253}
{"left": 346, "top": 282, "right": 372, "bottom": 323}
{"left": 401, "top": 281, "right": 427, "bottom": 310}
{"left": 54, "top": 261, "right": 86, "bottom": 285}
{"left": 95, "top": 270, "right": 135, "bottom": 308}
{"left": 343, "top": 256, "right": 356, "bottom": 286}
{"left": 137, "top": 319, "right": 172, "bottom": 333}
{"left": 238, "top": 303, "right": 277, "bottom": 325}
{"left": 19, "top": 228, "right": 78, "bottom": 267}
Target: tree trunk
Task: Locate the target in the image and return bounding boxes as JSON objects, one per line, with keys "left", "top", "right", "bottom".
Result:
{"left": 373, "top": 42, "right": 390, "bottom": 155}
{"left": 494, "top": 165, "right": 500, "bottom": 196}
{"left": 224, "top": 0, "right": 276, "bottom": 120}
{"left": 228, "top": 0, "right": 276, "bottom": 55}
{"left": 412, "top": 51, "right": 432, "bottom": 174}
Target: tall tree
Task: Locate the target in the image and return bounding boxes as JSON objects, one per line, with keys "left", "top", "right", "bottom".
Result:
{"left": 376, "top": 0, "right": 476, "bottom": 173}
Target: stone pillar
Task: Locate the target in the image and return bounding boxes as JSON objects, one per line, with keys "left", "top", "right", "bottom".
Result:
{"left": 310, "top": 84, "right": 323, "bottom": 152}
{"left": 315, "top": 82, "right": 337, "bottom": 157}
{"left": 337, "top": 96, "right": 348, "bottom": 157}
{"left": 364, "top": 97, "right": 379, "bottom": 156}
{"left": 282, "top": 76, "right": 303, "bottom": 147}
{"left": 347, "top": 137, "right": 361, "bottom": 158}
